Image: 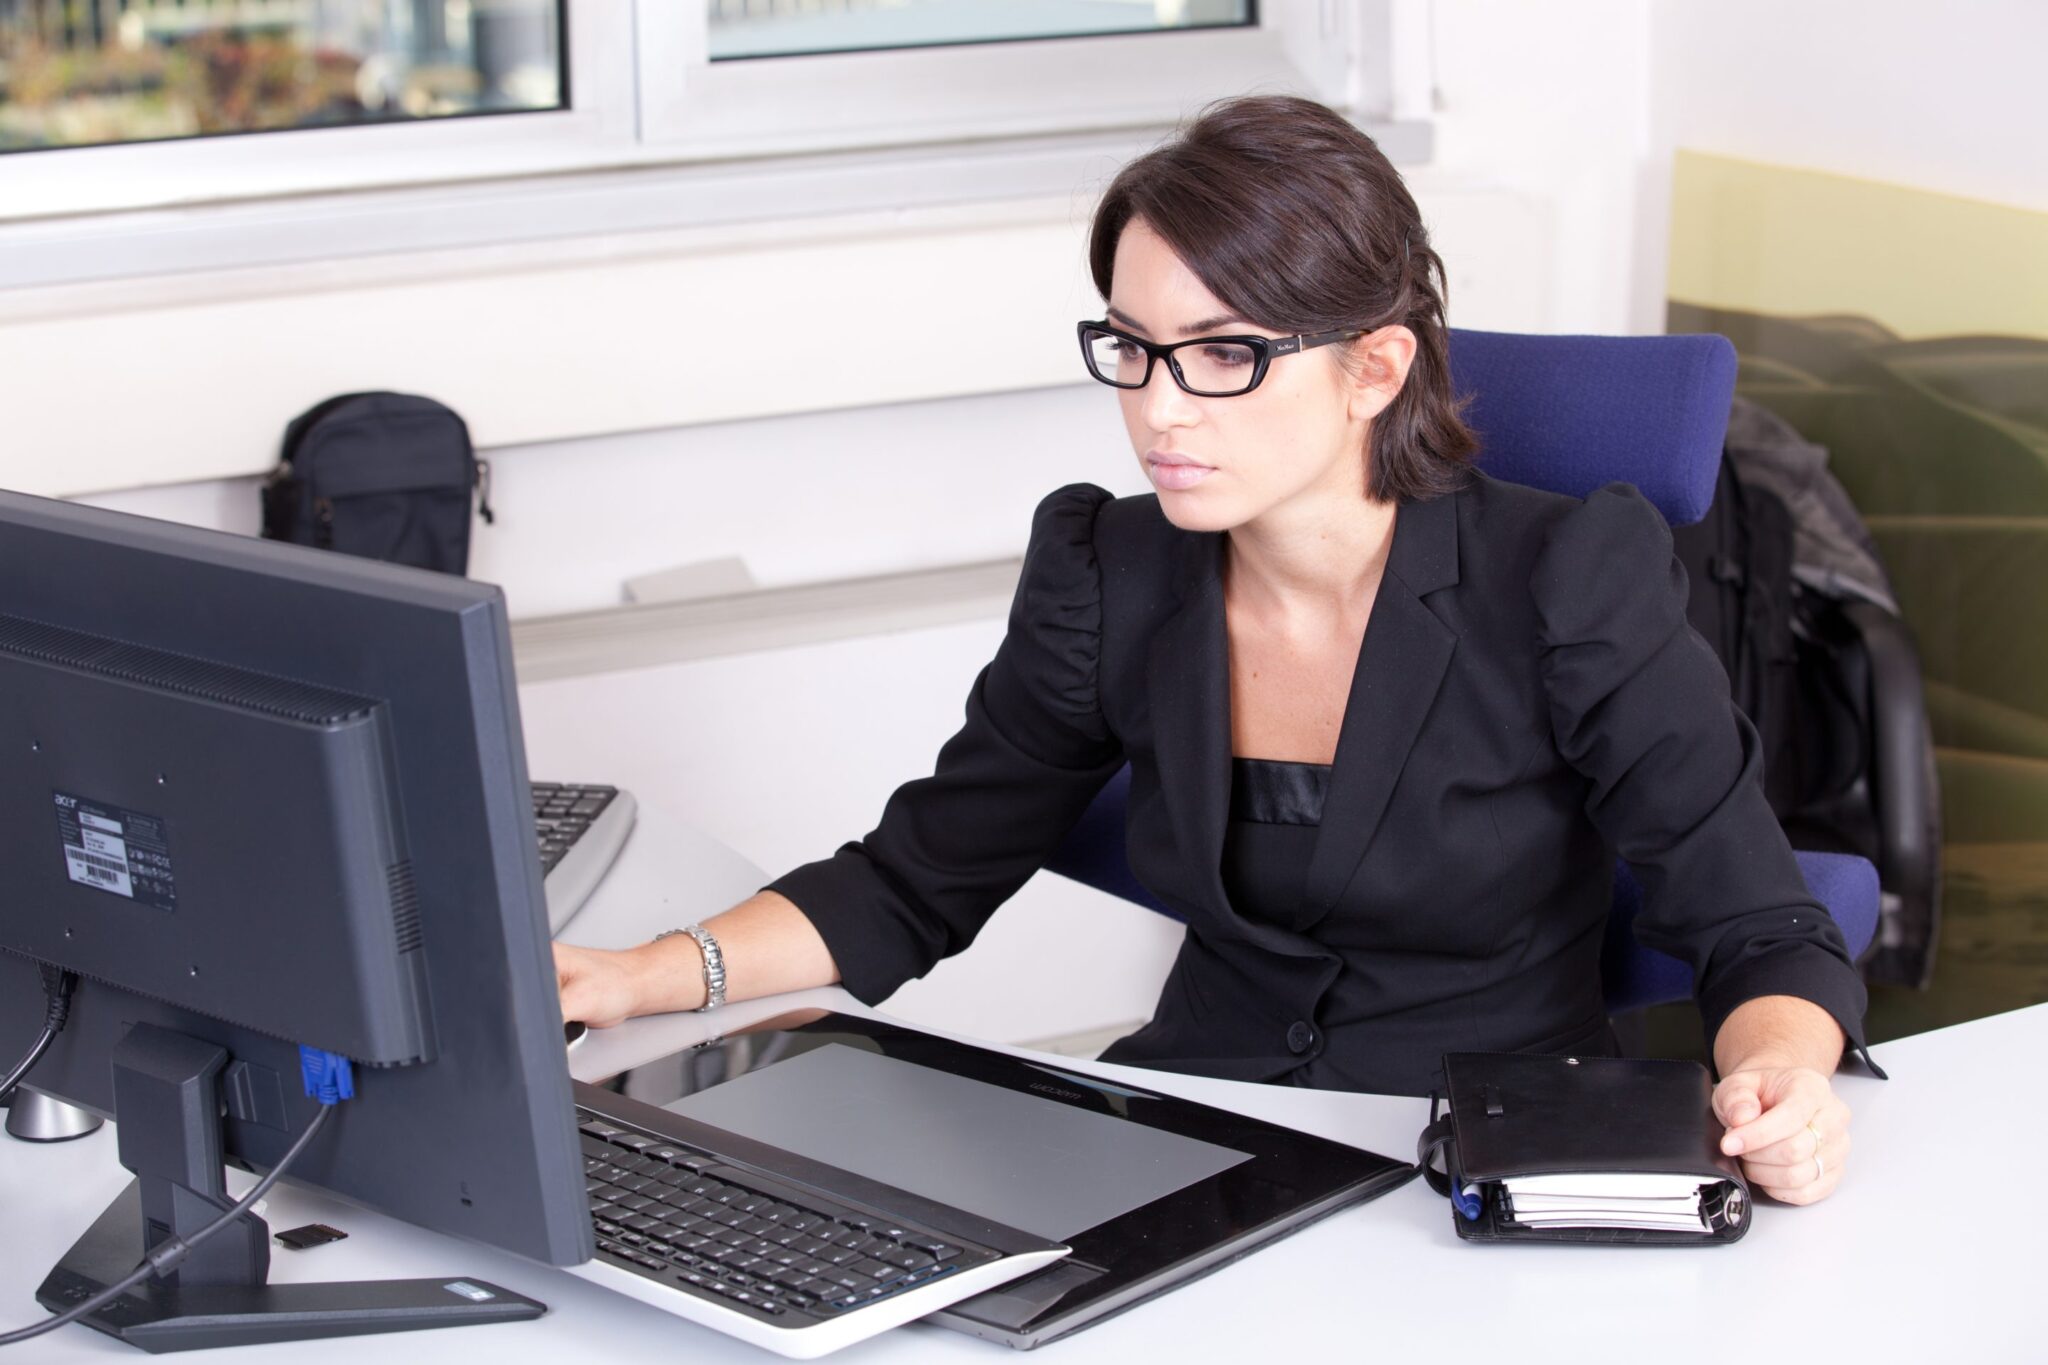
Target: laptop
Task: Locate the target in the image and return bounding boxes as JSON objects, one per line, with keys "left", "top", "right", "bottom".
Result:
{"left": 574, "top": 1007, "right": 1414, "bottom": 1352}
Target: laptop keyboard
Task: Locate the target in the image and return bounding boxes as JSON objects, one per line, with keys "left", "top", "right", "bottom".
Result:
{"left": 533, "top": 782, "right": 637, "bottom": 933}
{"left": 578, "top": 1109, "right": 984, "bottom": 1325}
{"left": 532, "top": 782, "right": 622, "bottom": 876}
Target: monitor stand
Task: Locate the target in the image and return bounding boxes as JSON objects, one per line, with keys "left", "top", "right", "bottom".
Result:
{"left": 34, "top": 1024, "right": 546, "bottom": 1352}
{"left": 6, "top": 1088, "right": 103, "bottom": 1142}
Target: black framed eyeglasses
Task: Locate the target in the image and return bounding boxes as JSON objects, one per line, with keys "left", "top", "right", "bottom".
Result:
{"left": 1076, "top": 320, "right": 1367, "bottom": 397}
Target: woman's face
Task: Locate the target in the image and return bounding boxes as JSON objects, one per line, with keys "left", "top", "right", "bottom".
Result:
{"left": 1105, "top": 216, "right": 1406, "bottom": 533}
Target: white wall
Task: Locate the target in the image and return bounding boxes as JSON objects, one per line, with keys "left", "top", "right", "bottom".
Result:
{"left": 67, "top": 173, "right": 1566, "bottom": 618}
{"left": 80, "top": 383, "right": 1150, "bottom": 622}
{"left": 1418, "top": 0, "right": 1655, "bottom": 337}
{"left": 3, "top": 206, "right": 1104, "bottom": 501}
{"left": 1637, "top": 0, "right": 2048, "bottom": 333}
{"left": 1652, "top": 0, "right": 2048, "bottom": 213}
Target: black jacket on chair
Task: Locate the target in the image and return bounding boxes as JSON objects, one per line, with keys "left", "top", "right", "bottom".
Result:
{"left": 766, "top": 472, "right": 1871, "bottom": 1097}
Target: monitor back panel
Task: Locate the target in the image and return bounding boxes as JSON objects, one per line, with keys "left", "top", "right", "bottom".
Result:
{"left": 0, "top": 490, "right": 591, "bottom": 1267}
{"left": 0, "top": 615, "right": 435, "bottom": 1065}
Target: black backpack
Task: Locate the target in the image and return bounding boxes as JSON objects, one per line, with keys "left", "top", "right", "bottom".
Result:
{"left": 1675, "top": 456, "right": 1806, "bottom": 815}
{"left": 261, "top": 392, "right": 493, "bottom": 575}
{"left": 1670, "top": 401, "right": 1941, "bottom": 988}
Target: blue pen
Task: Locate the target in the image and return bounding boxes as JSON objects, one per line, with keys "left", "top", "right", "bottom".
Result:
{"left": 1451, "top": 1178, "right": 1483, "bottom": 1222}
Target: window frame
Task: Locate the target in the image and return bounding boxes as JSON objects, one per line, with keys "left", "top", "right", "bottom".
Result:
{"left": 0, "top": 1, "right": 631, "bottom": 222}
{"left": 0, "top": 2, "right": 1424, "bottom": 286}
{"left": 633, "top": 1, "right": 1385, "bottom": 160}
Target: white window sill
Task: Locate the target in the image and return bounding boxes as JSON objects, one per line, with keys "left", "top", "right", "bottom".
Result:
{"left": 0, "top": 116, "right": 1432, "bottom": 303}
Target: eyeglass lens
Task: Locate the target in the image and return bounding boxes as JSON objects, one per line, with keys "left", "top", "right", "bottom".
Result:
{"left": 1082, "top": 329, "right": 1261, "bottom": 396}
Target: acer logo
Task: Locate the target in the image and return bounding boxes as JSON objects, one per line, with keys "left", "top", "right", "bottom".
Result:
{"left": 1027, "top": 1082, "right": 1082, "bottom": 1100}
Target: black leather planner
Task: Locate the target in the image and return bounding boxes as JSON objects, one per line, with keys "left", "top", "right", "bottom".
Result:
{"left": 1416, "top": 1052, "right": 1752, "bottom": 1245}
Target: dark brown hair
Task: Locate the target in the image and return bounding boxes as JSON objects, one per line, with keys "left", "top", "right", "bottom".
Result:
{"left": 1089, "top": 94, "right": 1477, "bottom": 502}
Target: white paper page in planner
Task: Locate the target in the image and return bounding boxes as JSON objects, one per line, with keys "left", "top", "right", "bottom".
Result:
{"left": 1502, "top": 1173, "right": 1715, "bottom": 1199}
{"left": 1500, "top": 1172, "right": 1715, "bottom": 1230}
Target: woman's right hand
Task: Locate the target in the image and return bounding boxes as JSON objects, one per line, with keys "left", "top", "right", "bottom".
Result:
{"left": 554, "top": 941, "right": 661, "bottom": 1028}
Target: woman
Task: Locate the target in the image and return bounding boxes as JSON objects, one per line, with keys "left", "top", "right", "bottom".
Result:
{"left": 556, "top": 95, "right": 1869, "bottom": 1206}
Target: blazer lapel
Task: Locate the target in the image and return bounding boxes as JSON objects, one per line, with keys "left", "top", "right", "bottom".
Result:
{"left": 1147, "top": 530, "right": 1232, "bottom": 923}
{"left": 1145, "top": 489, "right": 1466, "bottom": 951}
{"left": 1148, "top": 556, "right": 1337, "bottom": 973}
{"left": 1299, "top": 488, "right": 1463, "bottom": 927}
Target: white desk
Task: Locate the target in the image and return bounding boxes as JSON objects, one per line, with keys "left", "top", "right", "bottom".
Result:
{"left": 4, "top": 788, "right": 2039, "bottom": 1362}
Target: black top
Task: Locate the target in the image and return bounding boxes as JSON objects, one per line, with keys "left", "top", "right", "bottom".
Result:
{"left": 1223, "top": 758, "right": 1330, "bottom": 935}
{"left": 766, "top": 475, "right": 1872, "bottom": 1097}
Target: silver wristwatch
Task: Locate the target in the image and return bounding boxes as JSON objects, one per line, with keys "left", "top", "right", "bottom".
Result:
{"left": 654, "top": 923, "right": 727, "bottom": 1011}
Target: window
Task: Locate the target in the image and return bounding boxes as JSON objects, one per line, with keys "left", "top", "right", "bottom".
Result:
{"left": 633, "top": 0, "right": 1379, "bottom": 160}
{"left": 707, "top": 0, "right": 1255, "bottom": 62}
{"left": 0, "top": 2, "right": 1417, "bottom": 260}
{"left": 0, "top": 0, "right": 566, "bottom": 154}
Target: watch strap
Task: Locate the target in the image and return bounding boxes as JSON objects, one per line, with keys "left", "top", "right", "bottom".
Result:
{"left": 654, "top": 923, "right": 727, "bottom": 1011}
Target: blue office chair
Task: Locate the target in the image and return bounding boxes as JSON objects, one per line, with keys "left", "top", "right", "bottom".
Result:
{"left": 1043, "top": 328, "right": 1880, "bottom": 1017}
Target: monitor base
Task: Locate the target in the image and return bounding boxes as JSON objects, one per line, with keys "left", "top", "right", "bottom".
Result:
{"left": 31, "top": 1025, "right": 545, "bottom": 1353}
{"left": 37, "top": 1184, "right": 544, "bottom": 1352}
{"left": 5, "top": 1088, "right": 104, "bottom": 1143}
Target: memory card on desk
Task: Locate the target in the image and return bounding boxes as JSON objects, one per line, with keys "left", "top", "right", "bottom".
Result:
{"left": 274, "top": 1223, "right": 348, "bottom": 1251}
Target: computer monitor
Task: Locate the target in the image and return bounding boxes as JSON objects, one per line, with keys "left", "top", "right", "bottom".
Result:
{"left": 0, "top": 488, "right": 590, "bottom": 1350}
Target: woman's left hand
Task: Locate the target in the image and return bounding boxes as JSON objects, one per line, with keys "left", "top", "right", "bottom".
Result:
{"left": 1711, "top": 1063, "right": 1852, "bottom": 1205}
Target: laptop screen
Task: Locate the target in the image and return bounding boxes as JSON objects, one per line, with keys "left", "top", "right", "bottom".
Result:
{"left": 660, "top": 1041, "right": 1251, "bottom": 1241}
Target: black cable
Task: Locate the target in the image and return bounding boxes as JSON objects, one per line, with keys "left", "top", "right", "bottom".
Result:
{"left": 0, "top": 1027, "right": 56, "bottom": 1107}
{"left": 0, "top": 967, "right": 76, "bottom": 1106}
{"left": 0, "top": 1099, "right": 336, "bottom": 1350}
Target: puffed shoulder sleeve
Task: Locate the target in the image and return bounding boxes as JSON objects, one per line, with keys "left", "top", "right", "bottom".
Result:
{"left": 1534, "top": 483, "right": 1877, "bottom": 1072}
{"left": 764, "top": 483, "right": 1125, "bottom": 1004}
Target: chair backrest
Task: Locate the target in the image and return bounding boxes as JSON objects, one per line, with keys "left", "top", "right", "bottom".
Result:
{"left": 1043, "top": 328, "right": 1873, "bottom": 1017}
{"left": 1602, "top": 853, "right": 1878, "bottom": 1015}
{"left": 1449, "top": 328, "right": 1736, "bottom": 527}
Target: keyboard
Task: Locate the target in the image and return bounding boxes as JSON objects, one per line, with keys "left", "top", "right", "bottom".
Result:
{"left": 532, "top": 781, "right": 636, "bottom": 933}
{"left": 571, "top": 1106, "right": 1064, "bottom": 1355}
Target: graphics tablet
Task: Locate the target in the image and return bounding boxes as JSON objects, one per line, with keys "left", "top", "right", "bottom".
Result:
{"left": 581, "top": 1009, "right": 1414, "bottom": 1349}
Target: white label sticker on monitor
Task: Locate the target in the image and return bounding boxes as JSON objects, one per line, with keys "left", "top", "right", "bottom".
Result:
{"left": 53, "top": 791, "right": 178, "bottom": 911}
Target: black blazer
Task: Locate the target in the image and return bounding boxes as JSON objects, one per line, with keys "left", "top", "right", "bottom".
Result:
{"left": 768, "top": 473, "right": 1870, "bottom": 1097}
